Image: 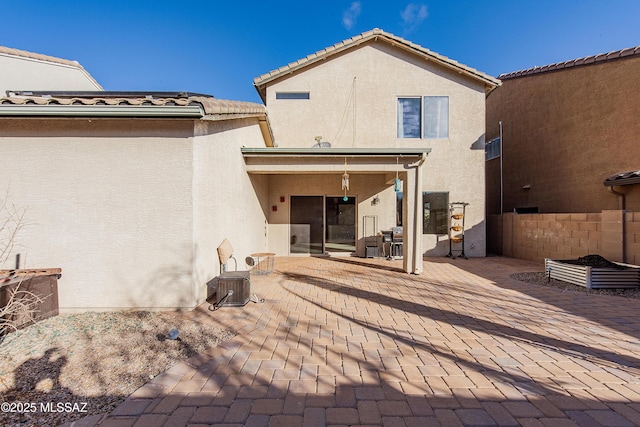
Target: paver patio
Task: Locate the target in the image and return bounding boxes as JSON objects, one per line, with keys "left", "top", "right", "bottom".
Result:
{"left": 83, "top": 256, "right": 640, "bottom": 426}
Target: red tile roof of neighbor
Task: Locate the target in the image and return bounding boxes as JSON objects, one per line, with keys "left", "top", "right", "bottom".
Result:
{"left": 499, "top": 46, "right": 640, "bottom": 80}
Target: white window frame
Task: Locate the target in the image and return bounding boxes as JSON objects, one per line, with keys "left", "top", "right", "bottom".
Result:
{"left": 397, "top": 96, "right": 449, "bottom": 139}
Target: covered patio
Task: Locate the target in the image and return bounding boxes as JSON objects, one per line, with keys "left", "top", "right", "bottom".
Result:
{"left": 93, "top": 255, "right": 640, "bottom": 426}
{"left": 243, "top": 147, "right": 430, "bottom": 274}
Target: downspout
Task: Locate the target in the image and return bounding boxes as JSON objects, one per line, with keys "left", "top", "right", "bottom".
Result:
{"left": 607, "top": 186, "right": 625, "bottom": 210}
{"left": 411, "top": 153, "right": 427, "bottom": 274}
{"left": 608, "top": 186, "right": 626, "bottom": 263}
{"left": 499, "top": 121, "right": 503, "bottom": 214}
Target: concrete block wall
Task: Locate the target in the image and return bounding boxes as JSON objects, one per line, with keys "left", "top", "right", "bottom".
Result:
{"left": 491, "top": 210, "right": 640, "bottom": 265}
{"left": 627, "top": 211, "right": 640, "bottom": 265}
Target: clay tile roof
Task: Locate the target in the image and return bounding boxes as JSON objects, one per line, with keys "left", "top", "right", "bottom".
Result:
{"left": 604, "top": 169, "right": 640, "bottom": 187}
{"left": 0, "top": 92, "right": 266, "bottom": 118}
{"left": 253, "top": 28, "right": 500, "bottom": 101}
{"left": 499, "top": 46, "right": 640, "bottom": 80}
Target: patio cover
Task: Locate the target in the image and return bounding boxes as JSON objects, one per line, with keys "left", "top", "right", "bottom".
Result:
{"left": 242, "top": 147, "right": 431, "bottom": 274}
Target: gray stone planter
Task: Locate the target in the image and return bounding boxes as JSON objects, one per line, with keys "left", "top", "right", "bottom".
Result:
{"left": 545, "top": 258, "right": 640, "bottom": 289}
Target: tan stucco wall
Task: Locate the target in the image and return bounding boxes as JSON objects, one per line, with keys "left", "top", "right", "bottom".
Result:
{"left": 0, "top": 117, "right": 269, "bottom": 311}
{"left": 0, "top": 53, "right": 102, "bottom": 94}
{"left": 264, "top": 42, "right": 488, "bottom": 256}
{"left": 486, "top": 55, "right": 640, "bottom": 214}
{"left": 192, "top": 119, "right": 270, "bottom": 302}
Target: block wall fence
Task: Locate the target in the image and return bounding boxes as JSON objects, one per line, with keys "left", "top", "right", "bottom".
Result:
{"left": 487, "top": 211, "right": 640, "bottom": 265}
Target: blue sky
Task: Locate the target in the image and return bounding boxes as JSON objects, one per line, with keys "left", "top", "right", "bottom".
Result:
{"left": 2, "top": 1, "right": 640, "bottom": 103}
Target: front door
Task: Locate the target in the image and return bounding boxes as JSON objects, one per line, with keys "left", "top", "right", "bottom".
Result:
{"left": 290, "top": 196, "right": 324, "bottom": 254}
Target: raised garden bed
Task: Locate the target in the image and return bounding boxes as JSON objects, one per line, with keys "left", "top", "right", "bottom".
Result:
{"left": 545, "top": 255, "right": 640, "bottom": 289}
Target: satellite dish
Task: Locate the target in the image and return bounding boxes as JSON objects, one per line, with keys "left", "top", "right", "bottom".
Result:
{"left": 312, "top": 141, "right": 332, "bottom": 148}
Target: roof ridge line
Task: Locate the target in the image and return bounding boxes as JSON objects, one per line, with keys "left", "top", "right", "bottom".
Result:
{"left": 499, "top": 45, "right": 640, "bottom": 80}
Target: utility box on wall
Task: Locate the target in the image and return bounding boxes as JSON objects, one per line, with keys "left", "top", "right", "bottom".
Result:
{"left": 0, "top": 269, "right": 61, "bottom": 330}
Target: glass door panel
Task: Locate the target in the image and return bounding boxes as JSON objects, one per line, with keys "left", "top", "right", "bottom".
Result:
{"left": 325, "top": 196, "right": 356, "bottom": 253}
{"left": 290, "top": 196, "right": 324, "bottom": 254}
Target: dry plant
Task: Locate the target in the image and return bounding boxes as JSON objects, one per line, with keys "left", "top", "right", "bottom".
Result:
{"left": 0, "top": 190, "right": 43, "bottom": 336}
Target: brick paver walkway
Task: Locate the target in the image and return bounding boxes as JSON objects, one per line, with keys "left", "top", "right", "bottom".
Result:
{"left": 85, "top": 256, "right": 640, "bottom": 426}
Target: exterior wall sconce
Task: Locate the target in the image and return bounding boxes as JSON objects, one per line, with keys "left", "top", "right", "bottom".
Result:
{"left": 522, "top": 184, "right": 531, "bottom": 190}
{"left": 372, "top": 195, "right": 380, "bottom": 205}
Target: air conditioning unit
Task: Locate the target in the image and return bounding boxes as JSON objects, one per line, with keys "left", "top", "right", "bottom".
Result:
{"left": 207, "top": 271, "right": 251, "bottom": 308}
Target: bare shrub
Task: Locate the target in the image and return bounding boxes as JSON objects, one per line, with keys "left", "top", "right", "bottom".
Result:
{"left": 0, "top": 190, "right": 41, "bottom": 335}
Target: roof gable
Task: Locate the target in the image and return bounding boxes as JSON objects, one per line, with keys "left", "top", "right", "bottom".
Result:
{"left": 253, "top": 28, "right": 500, "bottom": 101}
{"left": 0, "top": 45, "right": 84, "bottom": 69}
{"left": 0, "top": 46, "right": 103, "bottom": 91}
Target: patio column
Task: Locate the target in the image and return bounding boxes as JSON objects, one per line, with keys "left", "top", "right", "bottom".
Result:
{"left": 402, "top": 156, "right": 425, "bottom": 274}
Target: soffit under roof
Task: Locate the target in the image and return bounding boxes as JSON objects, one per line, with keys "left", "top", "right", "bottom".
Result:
{"left": 253, "top": 28, "right": 501, "bottom": 101}
{"left": 242, "top": 147, "right": 430, "bottom": 174}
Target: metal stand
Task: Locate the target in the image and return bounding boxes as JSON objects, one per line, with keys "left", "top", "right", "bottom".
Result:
{"left": 446, "top": 202, "right": 468, "bottom": 259}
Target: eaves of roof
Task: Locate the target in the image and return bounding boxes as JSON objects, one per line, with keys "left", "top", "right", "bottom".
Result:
{"left": 253, "top": 28, "right": 501, "bottom": 102}
{"left": 499, "top": 46, "right": 640, "bottom": 80}
{"left": 0, "top": 93, "right": 267, "bottom": 119}
{"left": 0, "top": 93, "right": 274, "bottom": 147}
{"left": 241, "top": 147, "right": 431, "bottom": 157}
{"left": 604, "top": 169, "right": 640, "bottom": 187}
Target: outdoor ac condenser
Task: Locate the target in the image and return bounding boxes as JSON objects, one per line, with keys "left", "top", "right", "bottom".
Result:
{"left": 209, "top": 271, "right": 251, "bottom": 307}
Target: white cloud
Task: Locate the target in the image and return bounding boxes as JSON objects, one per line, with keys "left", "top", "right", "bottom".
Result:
{"left": 400, "top": 3, "right": 428, "bottom": 33}
{"left": 342, "top": 2, "right": 362, "bottom": 30}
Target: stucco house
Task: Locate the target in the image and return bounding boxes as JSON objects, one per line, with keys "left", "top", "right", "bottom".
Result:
{"left": 0, "top": 29, "right": 499, "bottom": 311}
{"left": 485, "top": 46, "right": 640, "bottom": 263}
{"left": 252, "top": 28, "right": 499, "bottom": 273}
{"left": 486, "top": 46, "right": 640, "bottom": 215}
{"left": 0, "top": 92, "right": 273, "bottom": 312}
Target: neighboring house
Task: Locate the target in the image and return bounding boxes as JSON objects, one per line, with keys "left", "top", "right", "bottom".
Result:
{"left": 486, "top": 46, "right": 640, "bottom": 215}
{"left": 0, "top": 31, "right": 499, "bottom": 311}
{"left": 0, "top": 46, "right": 102, "bottom": 94}
{"left": 253, "top": 28, "right": 499, "bottom": 273}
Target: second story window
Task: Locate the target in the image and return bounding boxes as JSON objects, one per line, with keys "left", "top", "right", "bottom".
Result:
{"left": 397, "top": 97, "right": 421, "bottom": 138}
{"left": 397, "top": 96, "right": 449, "bottom": 139}
{"left": 423, "top": 96, "right": 448, "bottom": 139}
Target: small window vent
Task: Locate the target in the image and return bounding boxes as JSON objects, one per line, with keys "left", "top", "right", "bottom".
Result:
{"left": 276, "top": 92, "right": 310, "bottom": 100}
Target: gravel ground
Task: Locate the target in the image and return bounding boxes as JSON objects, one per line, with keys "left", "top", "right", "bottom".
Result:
{"left": 0, "top": 311, "right": 234, "bottom": 427}
{"left": 511, "top": 271, "right": 640, "bottom": 299}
